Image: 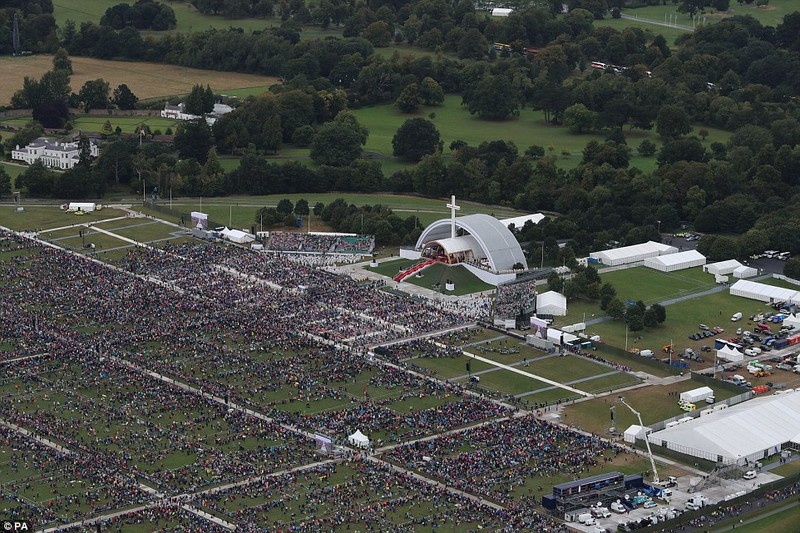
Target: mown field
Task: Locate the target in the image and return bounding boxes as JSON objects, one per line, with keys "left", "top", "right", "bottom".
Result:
{"left": 0, "top": 55, "right": 279, "bottom": 105}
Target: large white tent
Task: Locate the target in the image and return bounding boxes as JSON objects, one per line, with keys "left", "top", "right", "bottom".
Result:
{"left": 716, "top": 345, "right": 744, "bottom": 362}
{"left": 730, "top": 280, "right": 800, "bottom": 304}
{"left": 537, "top": 291, "right": 567, "bottom": 316}
{"left": 704, "top": 259, "right": 742, "bottom": 276}
{"left": 648, "top": 390, "right": 800, "bottom": 464}
{"left": 644, "top": 250, "right": 706, "bottom": 272}
{"left": 589, "top": 241, "right": 678, "bottom": 267}
{"left": 733, "top": 265, "right": 758, "bottom": 279}
{"left": 220, "top": 228, "right": 255, "bottom": 244}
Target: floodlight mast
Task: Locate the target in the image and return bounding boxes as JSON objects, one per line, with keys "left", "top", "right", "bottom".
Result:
{"left": 618, "top": 396, "right": 660, "bottom": 484}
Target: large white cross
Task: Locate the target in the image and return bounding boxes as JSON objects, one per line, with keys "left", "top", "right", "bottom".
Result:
{"left": 446, "top": 194, "right": 460, "bottom": 239}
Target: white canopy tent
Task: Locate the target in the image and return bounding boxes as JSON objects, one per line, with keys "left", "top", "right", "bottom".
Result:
{"left": 347, "top": 429, "right": 370, "bottom": 449}
{"left": 648, "top": 390, "right": 800, "bottom": 464}
{"left": 220, "top": 228, "right": 255, "bottom": 244}
{"left": 491, "top": 7, "right": 513, "bottom": 16}
{"left": 644, "top": 250, "right": 706, "bottom": 272}
{"left": 730, "top": 280, "right": 800, "bottom": 304}
{"left": 68, "top": 202, "right": 96, "bottom": 212}
{"left": 590, "top": 241, "right": 678, "bottom": 266}
{"left": 716, "top": 345, "right": 744, "bottom": 362}
{"left": 624, "top": 424, "right": 651, "bottom": 444}
{"left": 704, "top": 259, "right": 742, "bottom": 276}
{"left": 733, "top": 265, "right": 758, "bottom": 279}
{"left": 537, "top": 291, "right": 567, "bottom": 316}
{"left": 783, "top": 314, "right": 800, "bottom": 331}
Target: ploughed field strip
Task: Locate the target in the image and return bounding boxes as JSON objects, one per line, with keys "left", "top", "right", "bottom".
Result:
{"left": 0, "top": 230, "right": 623, "bottom": 531}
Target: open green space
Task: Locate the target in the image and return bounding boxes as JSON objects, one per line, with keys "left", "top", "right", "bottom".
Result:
{"left": 0, "top": 205, "right": 126, "bottom": 231}
{"left": 1, "top": 115, "right": 180, "bottom": 135}
{"left": 1, "top": 162, "right": 26, "bottom": 180}
{"left": 601, "top": 266, "right": 717, "bottom": 306}
{"left": 588, "top": 289, "right": 776, "bottom": 359}
{"left": 367, "top": 258, "right": 419, "bottom": 279}
{"left": 402, "top": 262, "right": 494, "bottom": 295}
{"left": 563, "top": 379, "right": 741, "bottom": 436}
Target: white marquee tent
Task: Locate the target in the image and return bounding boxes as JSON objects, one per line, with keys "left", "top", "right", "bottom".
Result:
{"left": 648, "top": 390, "right": 800, "bottom": 464}
{"left": 590, "top": 241, "right": 678, "bottom": 267}
{"left": 716, "top": 345, "right": 744, "bottom": 362}
{"left": 220, "top": 228, "right": 255, "bottom": 244}
{"left": 644, "top": 250, "right": 706, "bottom": 272}
{"left": 730, "top": 280, "right": 800, "bottom": 304}
{"left": 491, "top": 7, "right": 513, "bottom": 16}
{"left": 704, "top": 259, "right": 742, "bottom": 276}
{"left": 537, "top": 291, "right": 567, "bottom": 316}
{"left": 348, "top": 429, "right": 370, "bottom": 449}
{"left": 733, "top": 265, "right": 758, "bottom": 279}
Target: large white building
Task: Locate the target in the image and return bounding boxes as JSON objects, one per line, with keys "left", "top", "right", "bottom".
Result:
{"left": 11, "top": 137, "right": 99, "bottom": 170}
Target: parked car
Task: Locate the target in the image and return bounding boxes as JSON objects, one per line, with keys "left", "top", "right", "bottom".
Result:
{"left": 743, "top": 470, "right": 757, "bottom": 480}
{"left": 699, "top": 324, "right": 709, "bottom": 330}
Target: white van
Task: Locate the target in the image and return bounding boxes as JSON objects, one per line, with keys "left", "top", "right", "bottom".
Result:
{"left": 743, "top": 470, "right": 757, "bottom": 480}
{"left": 639, "top": 349, "right": 654, "bottom": 357}
{"left": 578, "top": 513, "right": 596, "bottom": 525}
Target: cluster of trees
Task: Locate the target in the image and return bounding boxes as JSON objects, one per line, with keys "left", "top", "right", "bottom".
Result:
{"left": 10, "top": 50, "right": 140, "bottom": 125}
{"left": 0, "top": 1, "right": 58, "bottom": 55}
{"left": 100, "top": 0, "right": 176, "bottom": 30}
{"left": 255, "top": 197, "right": 422, "bottom": 245}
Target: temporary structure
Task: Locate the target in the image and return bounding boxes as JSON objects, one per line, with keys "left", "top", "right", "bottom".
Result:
{"left": 624, "top": 425, "right": 650, "bottom": 444}
{"left": 732, "top": 265, "right": 758, "bottom": 279}
{"left": 347, "top": 429, "right": 370, "bottom": 449}
{"left": 589, "top": 241, "right": 677, "bottom": 266}
{"left": 648, "top": 390, "right": 800, "bottom": 464}
{"left": 704, "top": 260, "right": 743, "bottom": 276}
{"left": 644, "top": 250, "right": 706, "bottom": 272}
{"left": 220, "top": 228, "right": 255, "bottom": 244}
{"left": 537, "top": 291, "right": 567, "bottom": 316}
{"left": 191, "top": 211, "right": 208, "bottom": 230}
{"left": 730, "top": 280, "right": 800, "bottom": 304}
{"left": 716, "top": 345, "right": 744, "bottom": 362}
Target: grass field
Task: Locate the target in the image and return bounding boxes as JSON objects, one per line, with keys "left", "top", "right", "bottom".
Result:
{"left": 711, "top": 502, "right": 800, "bottom": 533}
{"left": 351, "top": 94, "right": 731, "bottom": 172}
{"left": 2, "top": 114, "right": 181, "bottom": 135}
{"left": 0, "top": 55, "right": 279, "bottom": 105}
{"left": 563, "top": 379, "right": 741, "bottom": 436}
{"left": 402, "top": 262, "right": 494, "bottom": 295}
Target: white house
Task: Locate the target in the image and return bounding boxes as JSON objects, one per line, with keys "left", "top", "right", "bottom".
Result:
{"left": 12, "top": 137, "right": 100, "bottom": 170}
{"left": 161, "top": 102, "right": 233, "bottom": 126}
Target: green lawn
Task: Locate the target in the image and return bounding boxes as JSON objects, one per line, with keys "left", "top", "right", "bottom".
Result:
{"left": 367, "top": 258, "right": 419, "bottom": 279}
{"left": 401, "top": 262, "right": 494, "bottom": 295}
{"left": 0, "top": 205, "right": 126, "bottom": 231}
{"left": 1, "top": 162, "right": 26, "bottom": 181}
{"left": 602, "top": 266, "right": 718, "bottom": 306}
{"left": 1, "top": 115, "right": 180, "bottom": 135}
{"left": 563, "top": 380, "right": 740, "bottom": 436}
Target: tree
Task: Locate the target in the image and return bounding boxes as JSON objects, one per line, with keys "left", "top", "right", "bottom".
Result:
{"left": 363, "top": 21, "right": 391, "bottom": 47}
{"left": 606, "top": 298, "right": 625, "bottom": 320}
{"left": 0, "top": 167, "right": 11, "bottom": 198}
{"left": 184, "top": 84, "right": 207, "bottom": 116}
{"left": 395, "top": 83, "right": 421, "bottom": 113}
{"left": 457, "top": 28, "right": 487, "bottom": 59}
{"left": 52, "top": 47, "right": 72, "bottom": 74}
{"left": 656, "top": 105, "right": 692, "bottom": 140}
{"left": 637, "top": 139, "right": 656, "bottom": 156}
{"left": 16, "top": 161, "right": 55, "bottom": 197}
{"left": 643, "top": 307, "right": 659, "bottom": 328}
{"left": 547, "top": 271, "right": 564, "bottom": 293}
{"left": 276, "top": 198, "right": 294, "bottom": 214}
{"left": 650, "top": 303, "right": 666, "bottom": 324}
{"left": 294, "top": 198, "right": 309, "bottom": 215}
{"left": 599, "top": 282, "right": 616, "bottom": 310}
{"left": 310, "top": 122, "right": 364, "bottom": 166}
{"left": 112, "top": 84, "right": 138, "bottom": 110}
{"left": 392, "top": 118, "right": 441, "bottom": 162}
{"left": 77, "top": 78, "right": 110, "bottom": 112}
{"left": 174, "top": 119, "right": 214, "bottom": 163}
{"left": 419, "top": 77, "right": 444, "bottom": 106}
{"left": 564, "top": 103, "right": 597, "bottom": 134}
{"left": 462, "top": 75, "right": 521, "bottom": 120}
{"left": 785, "top": 258, "right": 800, "bottom": 279}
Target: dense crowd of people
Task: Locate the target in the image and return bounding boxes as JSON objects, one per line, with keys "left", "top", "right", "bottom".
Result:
{"left": 0, "top": 229, "right": 619, "bottom": 531}
{"left": 494, "top": 279, "right": 538, "bottom": 319}
{"left": 266, "top": 232, "right": 374, "bottom": 255}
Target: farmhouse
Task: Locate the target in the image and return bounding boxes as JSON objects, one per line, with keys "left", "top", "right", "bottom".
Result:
{"left": 12, "top": 137, "right": 100, "bottom": 170}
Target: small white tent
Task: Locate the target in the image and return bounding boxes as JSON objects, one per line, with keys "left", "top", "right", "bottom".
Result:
{"left": 491, "top": 7, "right": 513, "bottom": 16}
{"left": 537, "top": 291, "right": 567, "bottom": 316}
{"left": 624, "top": 424, "right": 650, "bottom": 444}
{"left": 717, "top": 344, "right": 744, "bottom": 362}
{"left": 704, "top": 259, "right": 742, "bottom": 276}
{"left": 348, "top": 429, "right": 370, "bottom": 448}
